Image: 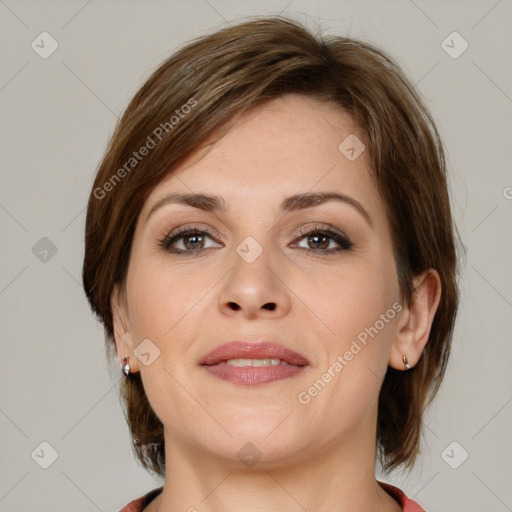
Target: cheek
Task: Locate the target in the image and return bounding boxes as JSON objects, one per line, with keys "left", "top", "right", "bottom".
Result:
{"left": 126, "top": 276, "right": 168, "bottom": 341}
{"left": 295, "top": 255, "right": 398, "bottom": 342}
{"left": 126, "top": 263, "right": 211, "bottom": 431}
{"left": 293, "top": 254, "right": 399, "bottom": 402}
{"left": 126, "top": 254, "right": 207, "bottom": 341}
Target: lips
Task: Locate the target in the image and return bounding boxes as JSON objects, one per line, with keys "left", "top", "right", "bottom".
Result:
{"left": 200, "top": 341, "right": 310, "bottom": 366}
{"left": 200, "top": 341, "right": 309, "bottom": 386}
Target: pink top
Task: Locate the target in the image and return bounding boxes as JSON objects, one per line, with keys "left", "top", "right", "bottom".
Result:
{"left": 119, "top": 483, "right": 425, "bottom": 511}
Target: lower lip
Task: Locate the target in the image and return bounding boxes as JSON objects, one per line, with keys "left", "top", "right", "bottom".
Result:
{"left": 201, "top": 362, "right": 306, "bottom": 385}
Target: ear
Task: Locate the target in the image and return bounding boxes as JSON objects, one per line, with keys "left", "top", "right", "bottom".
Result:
{"left": 389, "top": 269, "right": 442, "bottom": 371}
{"left": 111, "top": 283, "right": 140, "bottom": 373}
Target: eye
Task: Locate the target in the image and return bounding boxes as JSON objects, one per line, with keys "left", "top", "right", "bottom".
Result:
{"left": 159, "top": 224, "right": 353, "bottom": 257}
{"left": 159, "top": 226, "right": 221, "bottom": 255}
{"left": 291, "top": 225, "right": 353, "bottom": 254}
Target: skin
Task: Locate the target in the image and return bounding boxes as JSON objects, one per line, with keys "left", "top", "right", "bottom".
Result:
{"left": 111, "top": 94, "right": 441, "bottom": 512}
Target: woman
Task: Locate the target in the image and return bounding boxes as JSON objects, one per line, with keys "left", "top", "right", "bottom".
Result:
{"left": 82, "top": 16, "right": 459, "bottom": 512}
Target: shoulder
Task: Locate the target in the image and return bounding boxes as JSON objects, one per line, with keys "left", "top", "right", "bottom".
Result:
{"left": 119, "top": 487, "right": 164, "bottom": 512}
{"left": 120, "top": 484, "right": 424, "bottom": 512}
{"left": 379, "top": 482, "right": 426, "bottom": 512}
{"left": 119, "top": 496, "right": 144, "bottom": 512}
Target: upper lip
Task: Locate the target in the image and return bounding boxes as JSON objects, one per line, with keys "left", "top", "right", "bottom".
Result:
{"left": 200, "top": 341, "right": 310, "bottom": 366}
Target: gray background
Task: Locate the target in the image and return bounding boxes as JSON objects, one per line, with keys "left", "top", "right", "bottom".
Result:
{"left": 1, "top": 0, "right": 511, "bottom": 511}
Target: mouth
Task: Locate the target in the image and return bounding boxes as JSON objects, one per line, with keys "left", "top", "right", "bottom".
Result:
{"left": 200, "top": 341, "right": 310, "bottom": 386}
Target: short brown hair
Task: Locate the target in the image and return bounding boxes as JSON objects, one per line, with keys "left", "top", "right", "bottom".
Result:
{"left": 82, "top": 16, "right": 460, "bottom": 475}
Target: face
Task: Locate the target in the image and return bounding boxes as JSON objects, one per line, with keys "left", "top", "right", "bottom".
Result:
{"left": 114, "top": 94, "right": 404, "bottom": 467}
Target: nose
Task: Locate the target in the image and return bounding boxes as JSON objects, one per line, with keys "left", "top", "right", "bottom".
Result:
{"left": 218, "top": 245, "right": 292, "bottom": 320}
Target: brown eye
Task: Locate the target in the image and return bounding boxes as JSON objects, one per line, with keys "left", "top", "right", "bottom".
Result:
{"left": 292, "top": 227, "right": 353, "bottom": 254}
{"left": 306, "top": 233, "right": 330, "bottom": 250}
{"left": 181, "top": 233, "right": 206, "bottom": 250}
{"left": 160, "top": 227, "right": 221, "bottom": 255}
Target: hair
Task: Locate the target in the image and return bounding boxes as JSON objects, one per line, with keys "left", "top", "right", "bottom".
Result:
{"left": 82, "top": 16, "right": 460, "bottom": 476}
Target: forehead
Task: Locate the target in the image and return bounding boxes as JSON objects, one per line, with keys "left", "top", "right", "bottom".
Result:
{"left": 141, "top": 94, "right": 380, "bottom": 217}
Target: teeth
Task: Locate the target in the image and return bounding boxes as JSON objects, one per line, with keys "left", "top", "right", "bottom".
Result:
{"left": 226, "top": 358, "right": 289, "bottom": 367}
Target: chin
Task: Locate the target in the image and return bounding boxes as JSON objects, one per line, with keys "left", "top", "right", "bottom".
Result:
{"left": 204, "top": 432, "right": 306, "bottom": 469}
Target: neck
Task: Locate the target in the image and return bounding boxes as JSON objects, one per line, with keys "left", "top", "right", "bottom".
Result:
{"left": 150, "top": 417, "right": 401, "bottom": 512}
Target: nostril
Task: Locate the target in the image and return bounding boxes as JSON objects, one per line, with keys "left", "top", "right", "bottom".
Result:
{"left": 263, "top": 303, "right": 276, "bottom": 311}
{"left": 228, "top": 302, "right": 240, "bottom": 310}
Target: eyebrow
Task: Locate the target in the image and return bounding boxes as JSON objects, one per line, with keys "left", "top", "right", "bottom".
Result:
{"left": 145, "top": 191, "right": 372, "bottom": 226}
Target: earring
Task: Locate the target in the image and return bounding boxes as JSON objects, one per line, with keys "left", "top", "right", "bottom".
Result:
{"left": 122, "top": 356, "right": 130, "bottom": 376}
{"left": 402, "top": 355, "right": 411, "bottom": 371}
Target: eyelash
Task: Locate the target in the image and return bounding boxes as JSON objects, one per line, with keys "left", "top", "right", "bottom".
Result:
{"left": 158, "top": 224, "right": 353, "bottom": 257}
